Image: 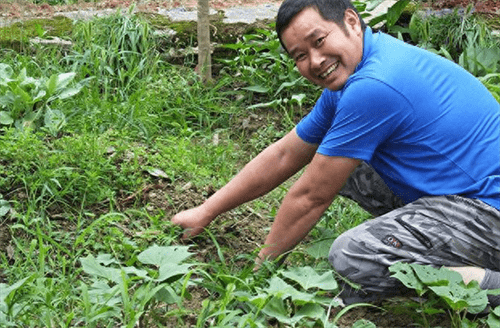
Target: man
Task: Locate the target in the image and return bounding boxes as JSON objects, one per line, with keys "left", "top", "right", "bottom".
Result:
{"left": 172, "top": 0, "right": 500, "bottom": 306}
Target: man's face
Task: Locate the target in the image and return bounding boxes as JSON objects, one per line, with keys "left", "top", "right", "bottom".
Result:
{"left": 281, "top": 7, "right": 364, "bottom": 91}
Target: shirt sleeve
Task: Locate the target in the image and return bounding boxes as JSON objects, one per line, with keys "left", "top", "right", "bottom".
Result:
{"left": 308, "top": 77, "right": 413, "bottom": 161}
{"left": 295, "top": 89, "right": 339, "bottom": 145}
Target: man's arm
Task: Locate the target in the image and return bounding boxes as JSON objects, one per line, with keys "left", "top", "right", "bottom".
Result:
{"left": 171, "top": 128, "right": 318, "bottom": 237}
{"left": 258, "top": 154, "right": 360, "bottom": 261}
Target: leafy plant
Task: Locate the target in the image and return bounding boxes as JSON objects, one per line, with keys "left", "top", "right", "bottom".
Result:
{"left": 78, "top": 245, "right": 195, "bottom": 327}
{"left": 479, "top": 73, "right": 500, "bottom": 103}
{"left": 390, "top": 262, "right": 500, "bottom": 328}
{"left": 409, "top": 5, "right": 500, "bottom": 64}
{"left": 220, "top": 27, "right": 320, "bottom": 125}
{"left": 368, "top": 0, "right": 412, "bottom": 36}
{"left": 0, "top": 194, "right": 11, "bottom": 218}
{"left": 0, "top": 63, "right": 86, "bottom": 135}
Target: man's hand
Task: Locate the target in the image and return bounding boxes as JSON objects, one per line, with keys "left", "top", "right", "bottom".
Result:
{"left": 171, "top": 128, "right": 317, "bottom": 240}
{"left": 171, "top": 205, "right": 213, "bottom": 238}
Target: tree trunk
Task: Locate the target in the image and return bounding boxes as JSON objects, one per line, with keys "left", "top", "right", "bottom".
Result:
{"left": 197, "top": 0, "right": 212, "bottom": 83}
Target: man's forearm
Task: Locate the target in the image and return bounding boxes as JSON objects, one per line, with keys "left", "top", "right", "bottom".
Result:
{"left": 201, "top": 129, "right": 317, "bottom": 221}
{"left": 258, "top": 188, "right": 333, "bottom": 260}
{"left": 257, "top": 155, "right": 360, "bottom": 261}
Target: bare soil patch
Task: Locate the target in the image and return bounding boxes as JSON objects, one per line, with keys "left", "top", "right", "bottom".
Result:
{"left": 0, "top": 0, "right": 495, "bottom": 326}
{"left": 429, "top": 0, "right": 500, "bottom": 13}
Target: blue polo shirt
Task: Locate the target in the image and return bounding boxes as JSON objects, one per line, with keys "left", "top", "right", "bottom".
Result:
{"left": 296, "top": 27, "right": 500, "bottom": 211}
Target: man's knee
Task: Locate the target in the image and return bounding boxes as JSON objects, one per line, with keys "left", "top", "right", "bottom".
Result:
{"left": 329, "top": 230, "right": 408, "bottom": 300}
{"left": 328, "top": 228, "right": 391, "bottom": 285}
{"left": 328, "top": 231, "right": 361, "bottom": 280}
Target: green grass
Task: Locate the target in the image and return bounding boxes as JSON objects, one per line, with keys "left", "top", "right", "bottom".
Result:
{"left": 0, "top": 6, "right": 499, "bottom": 328}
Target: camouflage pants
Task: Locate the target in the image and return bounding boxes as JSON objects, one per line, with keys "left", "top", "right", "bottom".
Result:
{"left": 332, "top": 162, "right": 500, "bottom": 305}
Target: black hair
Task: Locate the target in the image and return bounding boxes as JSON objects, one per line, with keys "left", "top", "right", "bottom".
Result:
{"left": 276, "top": 0, "right": 367, "bottom": 52}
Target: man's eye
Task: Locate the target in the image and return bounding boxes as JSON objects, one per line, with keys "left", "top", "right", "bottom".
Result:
{"left": 316, "top": 37, "right": 325, "bottom": 46}
{"left": 295, "top": 54, "right": 306, "bottom": 61}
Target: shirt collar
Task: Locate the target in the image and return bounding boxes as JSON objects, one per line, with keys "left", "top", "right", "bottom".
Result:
{"left": 354, "top": 26, "right": 375, "bottom": 74}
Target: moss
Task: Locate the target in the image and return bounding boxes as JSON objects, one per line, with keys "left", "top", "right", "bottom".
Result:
{"left": 0, "top": 16, "right": 73, "bottom": 51}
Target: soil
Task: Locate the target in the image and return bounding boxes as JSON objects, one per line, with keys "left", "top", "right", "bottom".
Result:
{"left": 429, "top": 0, "right": 500, "bottom": 13}
{"left": 1, "top": 0, "right": 499, "bottom": 21}
{"left": 0, "top": 0, "right": 498, "bottom": 326}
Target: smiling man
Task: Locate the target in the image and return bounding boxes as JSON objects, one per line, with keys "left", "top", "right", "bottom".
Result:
{"left": 172, "top": 0, "right": 500, "bottom": 307}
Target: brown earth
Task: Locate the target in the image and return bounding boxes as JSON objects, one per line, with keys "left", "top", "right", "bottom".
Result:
{"left": 429, "top": 0, "right": 500, "bottom": 13}
{"left": 1, "top": 0, "right": 499, "bottom": 20}
{"left": 0, "top": 0, "right": 497, "bottom": 326}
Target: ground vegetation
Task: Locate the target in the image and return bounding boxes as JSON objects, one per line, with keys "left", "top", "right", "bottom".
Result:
{"left": 0, "top": 0, "right": 499, "bottom": 326}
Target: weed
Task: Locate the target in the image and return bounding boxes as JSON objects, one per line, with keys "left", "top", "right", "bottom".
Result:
{"left": 390, "top": 262, "right": 500, "bottom": 328}
{"left": 0, "top": 3, "right": 498, "bottom": 327}
{"left": 0, "top": 63, "right": 87, "bottom": 135}
{"left": 66, "top": 8, "right": 160, "bottom": 100}
{"left": 220, "top": 26, "right": 321, "bottom": 125}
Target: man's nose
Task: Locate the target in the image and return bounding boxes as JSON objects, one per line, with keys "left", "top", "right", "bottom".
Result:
{"left": 310, "top": 49, "right": 325, "bottom": 69}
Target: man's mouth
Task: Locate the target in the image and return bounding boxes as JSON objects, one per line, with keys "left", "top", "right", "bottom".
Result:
{"left": 319, "top": 62, "right": 339, "bottom": 79}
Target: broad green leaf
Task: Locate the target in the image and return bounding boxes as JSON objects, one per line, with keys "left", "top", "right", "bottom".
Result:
{"left": 389, "top": 262, "right": 425, "bottom": 295}
{"left": 18, "top": 76, "right": 36, "bottom": 88}
{"left": 488, "top": 306, "right": 500, "bottom": 327}
{"left": 16, "top": 68, "right": 28, "bottom": 84}
{"left": 0, "top": 95, "right": 13, "bottom": 108}
{"left": 306, "top": 237, "right": 335, "bottom": 259}
{"left": 291, "top": 93, "right": 307, "bottom": 106}
{"left": 122, "top": 266, "right": 150, "bottom": 279}
{"left": 264, "top": 276, "right": 314, "bottom": 302}
{"left": 0, "top": 111, "right": 13, "bottom": 125}
{"left": 412, "top": 264, "right": 462, "bottom": 286}
{"left": 386, "top": 0, "right": 410, "bottom": 27}
{"left": 56, "top": 87, "right": 82, "bottom": 100}
{"left": 261, "top": 296, "right": 291, "bottom": 324}
{"left": 155, "top": 286, "right": 181, "bottom": 305}
{"left": 95, "top": 253, "right": 120, "bottom": 266}
{"left": 0, "top": 64, "right": 13, "bottom": 82}
{"left": 44, "top": 108, "right": 65, "bottom": 127}
{"left": 55, "top": 72, "right": 76, "bottom": 92}
{"left": 157, "top": 263, "right": 193, "bottom": 282}
{"left": 280, "top": 266, "right": 338, "bottom": 291}
{"left": 459, "top": 317, "right": 479, "bottom": 328}
{"left": 13, "top": 86, "right": 32, "bottom": 104}
{"left": 245, "top": 292, "right": 269, "bottom": 308}
{"left": 429, "top": 281, "right": 488, "bottom": 313}
{"left": 87, "top": 280, "right": 121, "bottom": 306}
{"left": 22, "top": 110, "right": 40, "bottom": 127}
{"left": 137, "top": 245, "right": 193, "bottom": 266}
{"left": 80, "top": 254, "right": 122, "bottom": 283}
{"left": 291, "top": 303, "right": 326, "bottom": 324}
{"left": 32, "top": 89, "right": 46, "bottom": 103}
{"left": 46, "top": 74, "right": 58, "bottom": 96}
{"left": 0, "top": 199, "right": 10, "bottom": 217}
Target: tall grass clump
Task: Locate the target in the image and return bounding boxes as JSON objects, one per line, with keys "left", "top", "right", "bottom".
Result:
{"left": 66, "top": 8, "right": 161, "bottom": 100}
{"left": 409, "top": 6, "right": 500, "bottom": 71}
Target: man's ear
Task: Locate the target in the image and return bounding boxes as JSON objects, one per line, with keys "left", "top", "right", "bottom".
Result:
{"left": 344, "top": 8, "right": 362, "bottom": 34}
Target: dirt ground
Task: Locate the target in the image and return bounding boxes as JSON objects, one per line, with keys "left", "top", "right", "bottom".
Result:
{"left": 0, "top": 0, "right": 498, "bottom": 326}
{"left": 1, "top": 0, "right": 499, "bottom": 19}
{"left": 429, "top": 0, "right": 500, "bottom": 13}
